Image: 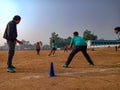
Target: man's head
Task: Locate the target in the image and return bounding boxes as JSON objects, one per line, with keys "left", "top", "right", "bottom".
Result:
{"left": 37, "top": 42, "right": 39, "bottom": 45}
{"left": 114, "top": 27, "right": 120, "bottom": 34}
{"left": 13, "top": 15, "right": 21, "bottom": 24}
{"left": 73, "top": 31, "right": 78, "bottom": 36}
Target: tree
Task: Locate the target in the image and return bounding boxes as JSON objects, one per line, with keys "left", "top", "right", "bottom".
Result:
{"left": 19, "top": 39, "right": 34, "bottom": 50}
{"left": 83, "top": 30, "right": 98, "bottom": 40}
{"left": 49, "top": 32, "right": 71, "bottom": 48}
{"left": 39, "top": 41, "right": 43, "bottom": 47}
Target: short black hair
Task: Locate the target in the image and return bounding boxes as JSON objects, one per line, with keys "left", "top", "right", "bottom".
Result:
{"left": 114, "top": 27, "right": 120, "bottom": 31}
{"left": 37, "top": 42, "right": 39, "bottom": 44}
{"left": 13, "top": 15, "right": 21, "bottom": 21}
{"left": 73, "top": 31, "right": 78, "bottom": 36}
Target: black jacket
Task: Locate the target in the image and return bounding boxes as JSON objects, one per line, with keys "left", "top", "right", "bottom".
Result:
{"left": 3, "top": 20, "right": 17, "bottom": 41}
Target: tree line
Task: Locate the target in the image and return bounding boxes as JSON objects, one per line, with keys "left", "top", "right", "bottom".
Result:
{"left": 0, "top": 30, "right": 98, "bottom": 50}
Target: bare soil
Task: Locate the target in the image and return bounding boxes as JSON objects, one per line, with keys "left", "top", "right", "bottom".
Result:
{"left": 0, "top": 48, "right": 120, "bottom": 90}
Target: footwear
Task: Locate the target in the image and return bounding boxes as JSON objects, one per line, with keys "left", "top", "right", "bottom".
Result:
{"left": 7, "top": 67, "right": 15, "bottom": 73}
{"left": 63, "top": 64, "right": 68, "bottom": 68}
{"left": 11, "top": 65, "right": 16, "bottom": 68}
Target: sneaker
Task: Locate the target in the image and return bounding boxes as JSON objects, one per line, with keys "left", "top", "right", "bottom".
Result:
{"left": 63, "top": 64, "right": 68, "bottom": 68}
{"left": 7, "top": 67, "right": 15, "bottom": 73}
{"left": 11, "top": 65, "right": 16, "bottom": 68}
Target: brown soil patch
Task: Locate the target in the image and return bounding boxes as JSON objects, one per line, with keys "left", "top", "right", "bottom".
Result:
{"left": 0, "top": 48, "right": 120, "bottom": 90}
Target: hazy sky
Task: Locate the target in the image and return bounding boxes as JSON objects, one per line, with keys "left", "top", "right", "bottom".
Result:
{"left": 0, "top": 0, "right": 120, "bottom": 46}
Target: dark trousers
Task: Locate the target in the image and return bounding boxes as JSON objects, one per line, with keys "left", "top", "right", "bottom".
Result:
{"left": 64, "top": 48, "right": 68, "bottom": 52}
{"left": 65, "top": 46, "right": 94, "bottom": 66}
{"left": 36, "top": 49, "right": 40, "bottom": 55}
{"left": 7, "top": 40, "right": 16, "bottom": 67}
{"left": 48, "top": 48, "right": 56, "bottom": 56}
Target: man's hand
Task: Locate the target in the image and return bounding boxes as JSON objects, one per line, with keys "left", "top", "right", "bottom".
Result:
{"left": 16, "top": 39, "right": 23, "bottom": 44}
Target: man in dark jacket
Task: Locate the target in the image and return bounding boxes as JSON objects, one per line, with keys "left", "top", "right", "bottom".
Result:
{"left": 3, "top": 15, "right": 23, "bottom": 73}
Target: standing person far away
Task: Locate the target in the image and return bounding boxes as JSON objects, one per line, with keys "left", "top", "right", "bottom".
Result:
{"left": 114, "top": 27, "right": 120, "bottom": 64}
{"left": 36, "top": 42, "right": 41, "bottom": 55}
{"left": 63, "top": 31, "right": 94, "bottom": 68}
{"left": 3, "top": 15, "right": 23, "bottom": 73}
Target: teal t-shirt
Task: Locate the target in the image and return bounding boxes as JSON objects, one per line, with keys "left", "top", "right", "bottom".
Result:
{"left": 52, "top": 43, "right": 57, "bottom": 48}
{"left": 70, "top": 36, "right": 87, "bottom": 46}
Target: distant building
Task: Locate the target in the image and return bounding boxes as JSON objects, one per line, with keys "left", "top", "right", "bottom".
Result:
{"left": 87, "top": 40, "right": 120, "bottom": 48}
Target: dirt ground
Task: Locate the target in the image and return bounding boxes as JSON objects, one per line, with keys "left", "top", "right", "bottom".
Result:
{"left": 0, "top": 48, "right": 120, "bottom": 90}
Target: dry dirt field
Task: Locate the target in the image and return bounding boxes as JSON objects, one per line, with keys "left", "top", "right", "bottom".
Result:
{"left": 0, "top": 48, "right": 120, "bottom": 90}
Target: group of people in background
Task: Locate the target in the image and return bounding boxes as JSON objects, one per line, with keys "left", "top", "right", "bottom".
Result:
{"left": 35, "top": 40, "right": 57, "bottom": 56}
{"left": 3, "top": 15, "right": 120, "bottom": 73}
{"left": 35, "top": 40, "right": 69, "bottom": 56}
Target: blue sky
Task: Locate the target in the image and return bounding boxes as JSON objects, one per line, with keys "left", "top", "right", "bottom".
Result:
{"left": 0, "top": 0, "right": 120, "bottom": 46}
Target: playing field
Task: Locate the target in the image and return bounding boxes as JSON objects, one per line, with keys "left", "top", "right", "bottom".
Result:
{"left": 0, "top": 48, "right": 120, "bottom": 90}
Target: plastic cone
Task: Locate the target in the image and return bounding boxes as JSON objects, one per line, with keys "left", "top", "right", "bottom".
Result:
{"left": 49, "top": 62, "right": 55, "bottom": 77}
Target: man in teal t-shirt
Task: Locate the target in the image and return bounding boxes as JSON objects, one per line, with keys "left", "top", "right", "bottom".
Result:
{"left": 63, "top": 31, "right": 94, "bottom": 68}
{"left": 48, "top": 40, "right": 57, "bottom": 56}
